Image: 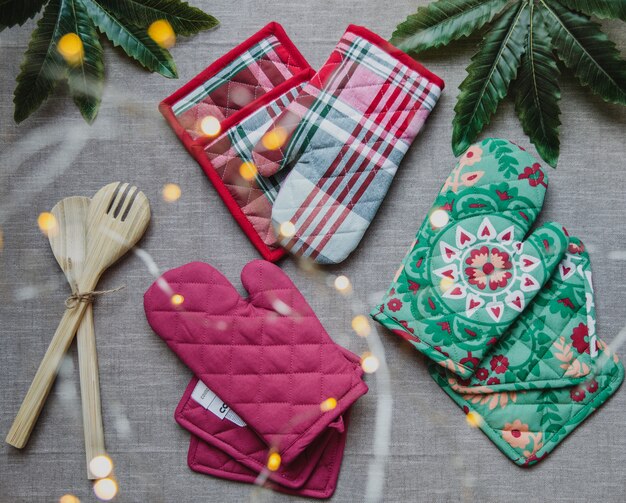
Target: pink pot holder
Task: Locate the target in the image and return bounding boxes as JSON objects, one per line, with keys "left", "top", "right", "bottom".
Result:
{"left": 160, "top": 23, "right": 314, "bottom": 262}
{"left": 178, "top": 378, "right": 351, "bottom": 497}
{"left": 144, "top": 260, "right": 368, "bottom": 496}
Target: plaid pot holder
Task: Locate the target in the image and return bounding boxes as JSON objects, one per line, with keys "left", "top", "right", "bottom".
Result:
{"left": 371, "top": 138, "right": 567, "bottom": 378}
{"left": 143, "top": 260, "right": 367, "bottom": 493}
{"left": 160, "top": 23, "right": 314, "bottom": 262}
{"left": 252, "top": 25, "right": 444, "bottom": 264}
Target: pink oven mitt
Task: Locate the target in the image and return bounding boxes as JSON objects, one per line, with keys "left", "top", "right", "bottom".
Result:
{"left": 178, "top": 377, "right": 351, "bottom": 497}
{"left": 143, "top": 260, "right": 368, "bottom": 466}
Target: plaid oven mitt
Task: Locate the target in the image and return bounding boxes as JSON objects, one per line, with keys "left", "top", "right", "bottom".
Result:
{"left": 252, "top": 25, "right": 444, "bottom": 264}
{"left": 160, "top": 23, "right": 314, "bottom": 262}
{"left": 144, "top": 260, "right": 367, "bottom": 496}
{"left": 371, "top": 138, "right": 567, "bottom": 378}
{"left": 430, "top": 241, "right": 624, "bottom": 465}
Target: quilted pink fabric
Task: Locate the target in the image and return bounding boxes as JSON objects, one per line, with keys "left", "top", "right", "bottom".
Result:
{"left": 178, "top": 378, "right": 350, "bottom": 497}
{"left": 143, "top": 260, "right": 368, "bottom": 465}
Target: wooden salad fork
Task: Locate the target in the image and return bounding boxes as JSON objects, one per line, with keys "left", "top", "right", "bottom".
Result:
{"left": 6, "top": 183, "right": 150, "bottom": 449}
{"left": 48, "top": 196, "right": 106, "bottom": 478}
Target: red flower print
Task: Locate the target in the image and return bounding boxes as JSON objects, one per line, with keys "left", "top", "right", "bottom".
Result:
{"left": 433, "top": 346, "right": 450, "bottom": 357}
{"left": 387, "top": 298, "right": 402, "bottom": 312}
{"left": 568, "top": 242, "right": 585, "bottom": 254}
{"left": 465, "top": 246, "right": 512, "bottom": 291}
{"left": 487, "top": 337, "right": 498, "bottom": 346}
{"left": 475, "top": 368, "right": 489, "bottom": 381}
{"left": 586, "top": 379, "right": 598, "bottom": 393}
{"left": 460, "top": 352, "right": 479, "bottom": 369}
{"left": 457, "top": 377, "right": 471, "bottom": 387}
{"left": 518, "top": 163, "right": 547, "bottom": 188}
{"left": 397, "top": 319, "right": 415, "bottom": 334}
{"left": 408, "top": 280, "right": 420, "bottom": 293}
{"left": 487, "top": 377, "right": 500, "bottom": 385}
{"left": 490, "top": 355, "right": 509, "bottom": 374}
{"left": 570, "top": 387, "right": 586, "bottom": 402}
{"left": 570, "top": 323, "right": 589, "bottom": 354}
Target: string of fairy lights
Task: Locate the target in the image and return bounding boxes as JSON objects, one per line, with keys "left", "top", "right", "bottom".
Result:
{"left": 2, "top": 16, "right": 626, "bottom": 503}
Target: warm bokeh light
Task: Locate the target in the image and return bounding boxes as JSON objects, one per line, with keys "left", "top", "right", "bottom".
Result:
{"left": 38, "top": 212, "right": 57, "bottom": 235}
{"left": 261, "top": 126, "right": 288, "bottom": 150}
{"left": 93, "top": 478, "right": 117, "bottom": 501}
{"left": 320, "top": 397, "right": 337, "bottom": 412}
{"left": 239, "top": 161, "right": 258, "bottom": 181}
{"left": 361, "top": 352, "right": 380, "bottom": 374}
{"left": 466, "top": 411, "right": 483, "bottom": 428}
{"left": 429, "top": 208, "right": 449, "bottom": 228}
{"left": 439, "top": 277, "right": 455, "bottom": 291}
{"left": 334, "top": 275, "right": 351, "bottom": 293}
{"left": 279, "top": 221, "right": 296, "bottom": 238}
{"left": 89, "top": 455, "right": 113, "bottom": 479}
{"left": 352, "top": 315, "right": 371, "bottom": 337}
{"left": 162, "top": 183, "right": 181, "bottom": 202}
{"left": 148, "top": 19, "right": 176, "bottom": 48}
{"left": 171, "top": 294, "right": 184, "bottom": 306}
{"left": 59, "top": 495, "right": 80, "bottom": 503}
{"left": 0, "top": 227, "right": 3, "bottom": 250}
{"left": 266, "top": 452, "right": 281, "bottom": 472}
{"left": 199, "top": 115, "right": 221, "bottom": 137}
{"left": 57, "top": 33, "right": 84, "bottom": 65}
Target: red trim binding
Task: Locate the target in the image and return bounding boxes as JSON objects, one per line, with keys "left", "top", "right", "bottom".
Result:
{"left": 345, "top": 24, "right": 445, "bottom": 90}
{"left": 159, "top": 22, "right": 314, "bottom": 262}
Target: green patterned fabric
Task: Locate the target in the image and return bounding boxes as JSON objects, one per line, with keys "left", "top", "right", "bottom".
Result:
{"left": 372, "top": 138, "right": 568, "bottom": 377}
{"left": 371, "top": 138, "right": 624, "bottom": 466}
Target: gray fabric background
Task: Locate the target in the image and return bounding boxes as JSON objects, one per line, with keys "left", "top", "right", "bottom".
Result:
{"left": 1, "top": 1, "right": 626, "bottom": 501}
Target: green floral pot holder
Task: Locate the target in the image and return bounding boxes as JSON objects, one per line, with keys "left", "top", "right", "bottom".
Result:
{"left": 371, "top": 138, "right": 624, "bottom": 466}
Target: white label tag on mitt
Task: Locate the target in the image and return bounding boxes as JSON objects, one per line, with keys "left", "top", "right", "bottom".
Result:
{"left": 190, "top": 381, "right": 246, "bottom": 427}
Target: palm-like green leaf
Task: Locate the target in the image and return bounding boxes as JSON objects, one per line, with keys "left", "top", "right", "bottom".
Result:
{"left": 82, "top": 0, "right": 177, "bottom": 78}
{"left": 390, "top": 0, "right": 511, "bottom": 53}
{"left": 60, "top": 0, "right": 104, "bottom": 122}
{"left": 557, "top": 0, "right": 626, "bottom": 22}
{"left": 102, "top": 0, "right": 218, "bottom": 36}
{"left": 13, "top": 0, "right": 66, "bottom": 123}
{"left": 540, "top": 0, "right": 626, "bottom": 105}
{"left": 452, "top": 1, "right": 530, "bottom": 156}
{"left": 513, "top": 3, "right": 561, "bottom": 167}
{"left": 0, "top": 0, "right": 47, "bottom": 29}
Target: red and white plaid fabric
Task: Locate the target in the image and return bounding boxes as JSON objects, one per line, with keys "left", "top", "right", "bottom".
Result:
{"left": 253, "top": 25, "right": 444, "bottom": 264}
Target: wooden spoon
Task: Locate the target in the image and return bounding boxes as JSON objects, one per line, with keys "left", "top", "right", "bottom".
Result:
{"left": 6, "top": 182, "right": 150, "bottom": 449}
{"left": 49, "top": 196, "right": 105, "bottom": 478}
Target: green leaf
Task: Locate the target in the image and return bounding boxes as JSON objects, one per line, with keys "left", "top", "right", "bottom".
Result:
{"left": 557, "top": 0, "right": 626, "bottom": 22}
{"left": 514, "top": 3, "right": 561, "bottom": 167}
{"left": 452, "top": 1, "right": 530, "bottom": 156}
{"left": 540, "top": 0, "right": 626, "bottom": 105}
{"left": 0, "top": 0, "right": 47, "bottom": 29}
{"left": 62, "top": 0, "right": 105, "bottom": 123}
{"left": 102, "top": 0, "right": 218, "bottom": 36}
{"left": 390, "top": 0, "right": 511, "bottom": 53}
{"left": 82, "top": 0, "right": 177, "bottom": 78}
{"left": 13, "top": 0, "right": 66, "bottom": 123}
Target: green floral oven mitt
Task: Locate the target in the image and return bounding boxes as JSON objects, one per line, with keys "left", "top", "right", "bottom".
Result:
{"left": 371, "top": 138, "right": 568, "bottom": 378}
{"left": 444, "top": 237, "right": 596, "bottom": 392}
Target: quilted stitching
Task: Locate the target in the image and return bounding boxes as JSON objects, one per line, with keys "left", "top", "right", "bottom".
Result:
{"left": 255, "top": 26, "right": 442, "bottom": 264}
{"left": 372, "top": 139, "right": 567, "bottom": 377}
{"left": 144, "top": 260, "right": 367, "bottom": 465}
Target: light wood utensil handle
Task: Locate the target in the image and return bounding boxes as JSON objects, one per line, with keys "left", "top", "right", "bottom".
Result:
{"left": 6, "top": 303, "right": 88, "bottom": 448}
{"left": 77, "top": 304, "right": 106, "bottom": 478}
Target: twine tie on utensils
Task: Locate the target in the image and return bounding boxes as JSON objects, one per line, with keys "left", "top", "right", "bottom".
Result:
{"left": 65, "top": 285, "right": 126, "bottom": 309}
